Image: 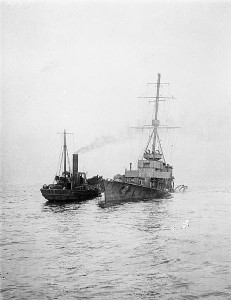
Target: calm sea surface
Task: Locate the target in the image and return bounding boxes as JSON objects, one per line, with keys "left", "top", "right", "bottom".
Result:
{"left": 1, "top": 183, "right": 231, "bottom": 299}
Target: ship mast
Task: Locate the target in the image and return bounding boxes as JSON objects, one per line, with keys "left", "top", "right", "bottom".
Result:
{"left": 63, "top": 129, "right": 67, "bottom": 178}
{"left": 152, "top": 73, "right": 161, "bottom": 153}
{"left": 58, "top": 130, "right": 74, "bottom": 178}
{"left": 133, "top": 74, "right": 179, "bottom": 159}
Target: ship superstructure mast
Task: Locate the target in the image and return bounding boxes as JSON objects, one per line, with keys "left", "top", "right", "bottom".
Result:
{"left": 152, "top": 73, "right": 161, "bottom": 153}
{"left": 133, "top": 73, "right": 179, "bottom": 160}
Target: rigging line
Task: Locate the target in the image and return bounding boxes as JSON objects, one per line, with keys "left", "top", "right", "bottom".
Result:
{"left": 66, "top": 148, "right": 71, "bottom": 174}
{"left": 59, "top": 134, "right": 64, "bottom": 174}
{"left": 138, "top": 128, "right": 144, "bottom": 159}
{"left": 58, "top": 151, "right": 63, "bottom": 177}
{"left": 147, "top": 83, "right": 155, "bottom": 122}
{"left": 55, "top": 142, "right": 63, "bottom": 176}
{"left": 138, "top": 128, "right": 154, "bottom": 159}
{"left": 141, "top": 89, "right": 151, "bottom": 125}
{"left": 157, "top": 133, "right": 166, "bottom": 164}
{"left": 145, "top": 128, "right": 154, "bottom": 152}
{"left": 54, "top": 138, "right": 64, "bottom": 183}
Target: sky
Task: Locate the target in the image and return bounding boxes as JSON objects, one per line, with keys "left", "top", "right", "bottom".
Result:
{"left": 1, "top": 0, "right": 231, "bottom": 186}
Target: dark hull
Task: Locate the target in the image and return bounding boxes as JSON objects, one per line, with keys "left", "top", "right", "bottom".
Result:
{"left": 103, "top": 180, "right": 171, "bottom": 205}
{"left": 40, "top": 188, "right": 99, "bottom": 202}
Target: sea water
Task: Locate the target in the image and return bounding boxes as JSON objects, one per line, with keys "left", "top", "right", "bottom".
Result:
{"left": 1, "top": 183, "right": 231, "bottom": 299}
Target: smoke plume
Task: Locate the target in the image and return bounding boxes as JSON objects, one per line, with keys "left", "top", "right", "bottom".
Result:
{"left": 76, "top": 128, "right": 131, "bottom": 154}
{"left": 76, "top": 135, "right": 120, "bottom": 154}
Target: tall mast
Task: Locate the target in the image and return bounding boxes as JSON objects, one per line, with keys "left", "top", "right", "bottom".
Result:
{"left": 58, "top": 129, "right": 74, "bottom": 177}
{"left": 152, "top": 73, "right": 161, "bottom": 153}
{"left": 63, "top": 129, "right": 67, "bottom": 178}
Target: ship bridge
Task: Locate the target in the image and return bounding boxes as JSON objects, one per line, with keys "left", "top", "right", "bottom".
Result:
{"left": 125, "top": 158, "right": 173, "bottom": 180}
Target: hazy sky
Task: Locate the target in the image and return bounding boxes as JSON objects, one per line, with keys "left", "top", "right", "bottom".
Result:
{"left": 1, "top": 0, "right": 231, "bottom": 185}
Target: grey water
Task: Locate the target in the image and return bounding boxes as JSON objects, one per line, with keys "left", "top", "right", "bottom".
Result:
{"left": 1, "top": 183, "right": 231, "bottom": 299}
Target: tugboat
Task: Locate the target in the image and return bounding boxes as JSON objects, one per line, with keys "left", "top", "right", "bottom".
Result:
{"left": 103, "top": 73, "right": 180, "bottom": 205}
{"left": 40, "top": 130, "right": 101, "bottom": 202}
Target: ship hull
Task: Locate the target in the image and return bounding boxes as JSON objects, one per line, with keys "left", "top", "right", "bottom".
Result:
{"left": 40, "top": 188, "right": 99, "bottom": 202}
{"left": 103, "top": 180, "right": 171, "bottom": 205}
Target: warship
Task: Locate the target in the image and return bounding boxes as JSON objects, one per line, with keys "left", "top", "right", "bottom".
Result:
{"left": 103, "top": 73, "right": 180, "bottom": 205}
{"left": 40, "top": 130, "right": 100, "bottom": 202}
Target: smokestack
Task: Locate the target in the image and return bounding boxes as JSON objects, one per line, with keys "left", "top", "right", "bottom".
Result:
{"left": 73, "top": 154, "right": 78, "bottom": 175}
